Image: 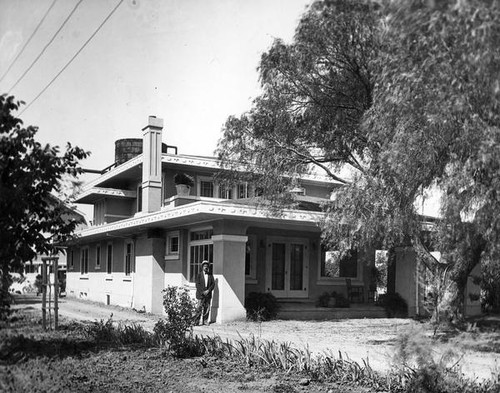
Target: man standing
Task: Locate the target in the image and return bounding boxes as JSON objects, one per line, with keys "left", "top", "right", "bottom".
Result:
{"left": 195, "top": 260, "right": 215, "bottom": 325}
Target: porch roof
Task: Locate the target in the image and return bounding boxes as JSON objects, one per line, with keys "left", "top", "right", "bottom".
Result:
{"left": 75, "top": 199, "right": 324, "bottom": 241}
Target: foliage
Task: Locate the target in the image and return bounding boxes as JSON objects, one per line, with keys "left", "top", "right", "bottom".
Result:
{"left": 153, "top": 285, "right": 198, "bottom": 357}
{"left": 244, "top": 292, "right": 280, "bottom": 321}
{"left": 82, "top": 314, "right": 154, "bottom": 346}
{"left": 316, "top": 291, "right": 331, "bottom": 307}
{"left": 0, "top": 95, "right": 88, "bottom": 319}
{"left": 482, "top": 257, "right": 500, "bottom": 312}
{"left": 216, "top": 0, "right": 500, "bottom": 320}
{"left": 379, "top": 292, "right": 408, "bottom": 318}
{"left": 173, "top": 173, "right": 194, "bottom": 187}
{"left": 334, "top": 292, "right": 350, "bottom": 308}
{"left": 389, "top": 325, "right": 499, "bottom": 393}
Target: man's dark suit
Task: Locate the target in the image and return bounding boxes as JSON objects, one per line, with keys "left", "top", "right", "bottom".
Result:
{"left": 195, "top": 269, "right": 215, "bottom": 325}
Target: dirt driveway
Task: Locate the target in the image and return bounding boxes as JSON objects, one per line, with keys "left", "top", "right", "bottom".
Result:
{"left": 12, "top": 294, "right": 500, "bottom": 382}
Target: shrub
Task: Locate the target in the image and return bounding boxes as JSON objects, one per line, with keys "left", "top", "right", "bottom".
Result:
{"left": 83, "top": 314, "right": 154, "bottom": 346}
{"left": 153, "top": 285, "right": 198, "bottom": 357}
{"left": 379, "top": 292, "right": 408, "bottom": 318}
{"left": 334, "top": 293, "right": 350, "bottom": 308}
{"left": 316, "top": 292, "right": 331, "bottom": 307}
{"left": 245, "top": 292, "right": 280, "bottom": 321}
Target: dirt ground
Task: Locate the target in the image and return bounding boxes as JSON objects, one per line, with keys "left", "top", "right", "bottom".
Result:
{"left": 10, "top": 294, "right": 500, "bottom": 382}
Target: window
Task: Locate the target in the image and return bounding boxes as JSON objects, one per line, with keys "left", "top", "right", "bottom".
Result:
{"left": 189, "top": 229, "right": 213, "bottom": 282}
{"left": 237, "top": 183, "right": 249, "bottom": 199}
{"left": 245, "top": 235, "right": 257, "bottom": 280}
{"left": 106, "top": 243, "right": 113, "bottom": 274}
{"left": 96, "top": 245, "right": 101, "bottom": 269}
{"left": 199, "top": 180, "right": 214, "bottom": 197}
{"left": 125, "top": 242, "right": 134, "bottom": 276}
{"left": 218, "top": 184, "right": 233, "bottom": 199}
{"left": 137, "top": 185, "right": 142, "bottom": 212}
{"left": 80, "top": 247, "right": 89, "bottom": 275}
{"left": 69, "top": 250, "right": 74, "bottom": 270}
{"left": 320, "top": 248, "right": 358, "bottom": 279}
{"left": 166, "top": 231, "right": 180, "bottom": 259}
{"left": 94, "top": 200, "right": 105, "bottom": 225}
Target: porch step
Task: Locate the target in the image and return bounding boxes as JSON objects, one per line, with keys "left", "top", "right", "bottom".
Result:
{"left": 277, "top": 302, "right": 387, "bottom": 320}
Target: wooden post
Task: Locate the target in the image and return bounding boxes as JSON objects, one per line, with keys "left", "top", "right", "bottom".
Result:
{"left": 53, "top": 258, "right": 59, "bottom": 330}
{"left": 41, "top": 256, "right": 60, "bottom": 330}
{"left": 41, "top": 259, "right": 47, "bottom": 330}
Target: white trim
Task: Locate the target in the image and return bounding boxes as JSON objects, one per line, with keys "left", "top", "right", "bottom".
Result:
{"left": 75, "top": 187, "right": 136, "bottom": 201}
{"left": 212, "top": 234, "right": 248, "bottom": 243}
{"left": 76, "top": 200, "right": 324, "bottom": 238}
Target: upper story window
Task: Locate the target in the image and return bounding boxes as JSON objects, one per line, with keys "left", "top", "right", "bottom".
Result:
{"left": 237, "top": 183, "right": 250, "bottom": 199}
{"left": 137, "top": 185, "right": 142, "bottom": 212}
{"left": 94, "top": 200, "right": 105, "bottom": 226}
{"left": 320, "top": 248, "right": 358, "bottom": 279}
{"left": 199, "top": 177, "right": 214, "bottom": 198}
{"left": 218, "top": 184, "right": 233, "bottom": 199}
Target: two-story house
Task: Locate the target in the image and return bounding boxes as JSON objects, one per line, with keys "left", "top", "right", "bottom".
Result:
{"left": 68, "top": 116, "right": 381, "bottom": 323}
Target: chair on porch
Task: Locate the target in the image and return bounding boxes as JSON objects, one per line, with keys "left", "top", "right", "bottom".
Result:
{"left": 345, "top": 278, "right": 364, "bottom": 303}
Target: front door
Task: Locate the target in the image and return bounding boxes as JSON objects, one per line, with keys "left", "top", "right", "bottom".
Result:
{"left": 266, "top": 237, "right": 309, "bottom": 298}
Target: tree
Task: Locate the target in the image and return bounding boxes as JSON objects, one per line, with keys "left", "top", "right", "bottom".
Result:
{"left": 216, "top": 0, "right": 500, "bottom": 319}
{"left": 0, "top": 95, "right": 88, "bottom": 317}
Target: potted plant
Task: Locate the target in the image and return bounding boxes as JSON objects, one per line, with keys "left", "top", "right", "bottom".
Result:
{"left": 173, "top": 173, "right": 194, "bottom": 196}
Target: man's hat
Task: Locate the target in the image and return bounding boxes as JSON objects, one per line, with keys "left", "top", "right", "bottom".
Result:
{"left": 201, "top": 260, "right": 210, "bottom": 268}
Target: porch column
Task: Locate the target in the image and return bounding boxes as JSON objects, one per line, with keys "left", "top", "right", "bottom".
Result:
{"left": 394, "top": 246, "right": 419, "bottom": 317}
{"left": 211, "top": 234, "right": 248, "bottom": 323}
{"left": 134, "top": 235, "right": 165, "bottom": 314}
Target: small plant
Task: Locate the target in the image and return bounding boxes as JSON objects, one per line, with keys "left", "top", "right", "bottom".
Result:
{"left": 153, "top": 285, "right": 198, "bottom": 357}
{"left": 245, "top": 292, "right": 280, "bottom": 321}
{"left": 379, "top": 292, "right": 407, "bottom": 317}
{"left": 173, "top": 173, "right": 194, "bottom": 187}
{"left": 316, "top": 292, "right": 331, "bottom": 308}
{"left": 334, "top": 293, "right": 350, "bottom": 308}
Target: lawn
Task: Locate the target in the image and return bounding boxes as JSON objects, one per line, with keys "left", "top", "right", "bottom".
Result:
{"left": 1, "top": 298, "right": 500, "bottom": 392}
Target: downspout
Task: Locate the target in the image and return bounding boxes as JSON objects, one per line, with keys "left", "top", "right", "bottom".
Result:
{"left": 415, "top": 257, "right": 420, "bottom": 316}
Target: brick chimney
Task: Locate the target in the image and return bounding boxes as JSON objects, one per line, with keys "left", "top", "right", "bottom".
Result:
{"left": 142, "top": 116, "right": 163, "bottom": 212}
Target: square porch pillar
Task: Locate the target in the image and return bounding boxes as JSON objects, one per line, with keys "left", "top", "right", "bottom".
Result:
{"left": 211, "top": 234, "right": 248, "bottom": 323}
{"left": 134, "top": 236, "right": 165, "bottom": 314}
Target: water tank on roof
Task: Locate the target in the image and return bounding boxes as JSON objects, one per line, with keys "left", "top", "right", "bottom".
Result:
{"left": 114, "top": 138, "right": 169, "bottom": 165}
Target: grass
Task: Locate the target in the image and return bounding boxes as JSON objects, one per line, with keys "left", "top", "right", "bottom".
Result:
{"left": 2, "top": 308, "right": 500, "bottom": 392}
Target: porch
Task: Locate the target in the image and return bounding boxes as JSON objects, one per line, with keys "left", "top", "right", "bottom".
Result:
{"left": 277, "top": 300, "right": 386, "bottom": 320}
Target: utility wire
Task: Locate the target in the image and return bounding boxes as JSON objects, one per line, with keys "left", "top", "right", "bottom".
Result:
{"left": 20, "top": 0, "right": 124, "bottom": 116}
{"left": 7, "top": 0, "right": 84, "bottom": 93}
{"left": 0, "top": 0, "right": 59, "bottom": 85}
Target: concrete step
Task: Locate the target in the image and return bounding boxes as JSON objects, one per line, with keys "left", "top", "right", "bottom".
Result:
{"left": 277, "top": 302, "right": 387, "bottom": 320}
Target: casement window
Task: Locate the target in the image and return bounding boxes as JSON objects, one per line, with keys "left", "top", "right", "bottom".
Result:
{"left": 94, "top": 200, "right": 105, "bottom": 225}
{"left": 80, "top": 247, "right": 89, "bottom": 275}
{"left": 199, "top": 178, "right": 214, "bottom": 198}
{"left": 124, "top": 242, "right": 134, "bottom": 276}
{"left": 188, "top": 228, "right": 213, "bottom": 282}
{"left": 106, "top": 243, "right": 113, "bottom": 275}
{"left": 96, "top": 245, "right": 101, "bottom": 269}
{"left": 137, "top": 185, "right": 142, "bottom": 212}
{"left": 218, "top": 184, "right": 233, "bottom": 199}
{"left": 237, "top": 183, "right": 250, "bottom": 199}
{"left": 320, "top": 248, "right": 358, "bottom": 279}
{"left": 245, "top": 235, "right": 257, "bottom": 281}
{"left": 165, "top": 231, "right": 180, "bottom": 260}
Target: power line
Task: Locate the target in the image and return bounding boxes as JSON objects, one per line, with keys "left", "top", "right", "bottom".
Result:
{"left": 7, "top": 0, "right": 85, "bottom": 93}
{"left": 0, "top": 0, "right": 59, "bottom": 85}
{"left": 20, "top": 0, "right": 124, "bottom": 116}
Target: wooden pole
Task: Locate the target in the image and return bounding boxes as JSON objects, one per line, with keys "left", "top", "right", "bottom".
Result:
{"left": 54, "top": 257, "right": 59, "bottom": 330}
{"left": 41, "top": 259, "right": 47, "bottom": 330}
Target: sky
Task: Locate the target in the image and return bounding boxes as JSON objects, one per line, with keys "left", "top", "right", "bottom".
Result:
{"left": 0, "top": 0, "right": 311, "bottom": 173}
